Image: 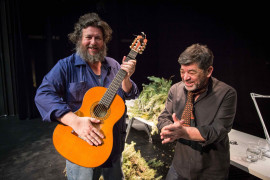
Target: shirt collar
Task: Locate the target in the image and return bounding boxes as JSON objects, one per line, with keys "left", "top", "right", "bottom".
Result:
{"left": 74, "top": 53, "right": 87, "bottom": 66}
{"left": 101, "top": 57, "right": 111, "bottom": 71}
{"left": 183, "top": 77, "right": 212, "bottom": 97}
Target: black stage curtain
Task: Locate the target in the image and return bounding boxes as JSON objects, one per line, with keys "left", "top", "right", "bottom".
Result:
{"left": 0, "top": 0, "right": 269, "bottom": 139}
{"left": 0, "top": 0, "right": 37, "bottom": 119}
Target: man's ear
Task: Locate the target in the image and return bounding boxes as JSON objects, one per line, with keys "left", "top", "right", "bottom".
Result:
{"left": 207, "top": 66, "right": 213, "bottom": 77}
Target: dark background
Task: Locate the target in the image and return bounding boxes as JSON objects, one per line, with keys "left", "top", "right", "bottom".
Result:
{"left": 1, "top": 0, "right": 269, "bottom": 139}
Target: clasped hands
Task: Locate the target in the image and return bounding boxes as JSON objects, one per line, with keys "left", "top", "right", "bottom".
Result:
{"left": 160, "top": 113, "right": 187, "bottom": 144}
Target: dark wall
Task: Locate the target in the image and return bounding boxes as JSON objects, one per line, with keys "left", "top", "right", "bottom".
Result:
{"left": 6, "top": 0, "right": 270, "bottom": 138}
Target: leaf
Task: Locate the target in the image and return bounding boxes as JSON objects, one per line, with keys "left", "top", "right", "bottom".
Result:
{"left": 127, "top": 76, "right": 173, "bottom": 135}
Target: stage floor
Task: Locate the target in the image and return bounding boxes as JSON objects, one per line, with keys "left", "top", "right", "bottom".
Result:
{"left": 0, "top": 116, "right": 260, "bottom": 180}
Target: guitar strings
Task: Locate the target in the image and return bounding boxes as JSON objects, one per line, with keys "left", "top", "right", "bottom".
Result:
{"left": 93, "top": 47, "right": 139, "bottom": 117}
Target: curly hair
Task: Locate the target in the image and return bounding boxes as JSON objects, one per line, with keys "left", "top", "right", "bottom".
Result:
{"left": 178, "top": 43, "right": 214, "bottom": 71}
{"left": 68, "top": 13, "right": 112, "bottom": 44}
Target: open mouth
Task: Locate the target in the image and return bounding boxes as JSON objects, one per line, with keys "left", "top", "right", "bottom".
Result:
{"left": 89, "top": 46, "right": 98, "bottom": 50}
{"left": 88, "top": 46, "right": 99, "bottom": 53}
{"left": 185, "top": 81, "right": 194, "bottom": 87}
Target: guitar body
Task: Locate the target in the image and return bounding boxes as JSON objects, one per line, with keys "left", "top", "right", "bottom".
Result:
{"left": 52, "top": 87, "right": 125, "bottom": 167}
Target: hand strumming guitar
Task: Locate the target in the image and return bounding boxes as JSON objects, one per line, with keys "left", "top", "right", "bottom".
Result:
{"left": 57, "top": 112, "right": 104, "bottom": 146}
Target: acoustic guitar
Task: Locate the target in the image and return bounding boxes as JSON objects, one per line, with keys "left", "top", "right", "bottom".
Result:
{"left": 52, "top": 32, "right": 147, "bottom": 168}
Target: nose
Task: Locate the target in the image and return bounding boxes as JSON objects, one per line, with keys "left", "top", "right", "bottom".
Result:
{"left": 183, "top": 73, "right": 191, "bottom": 81}
{"left": 90, "top": 37, "right": 97, "bottom": 45}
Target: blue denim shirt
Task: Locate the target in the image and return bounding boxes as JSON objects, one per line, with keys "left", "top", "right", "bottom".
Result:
{"left": 35, "top": 53, "right": 139, "bottom": 167}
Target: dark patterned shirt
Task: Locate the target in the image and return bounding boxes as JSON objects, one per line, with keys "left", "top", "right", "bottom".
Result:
{"left": 158, "top": 77, "right": 237, "bottom": 179}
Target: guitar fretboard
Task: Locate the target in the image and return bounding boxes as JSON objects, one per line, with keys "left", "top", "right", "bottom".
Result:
{"left": 99, "top": 49, "right": 138, "bottom": 108}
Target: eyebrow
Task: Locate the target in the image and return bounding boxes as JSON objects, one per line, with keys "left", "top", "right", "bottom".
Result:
{"left": 180, "top": 69, "right": 197, "bottom": 72}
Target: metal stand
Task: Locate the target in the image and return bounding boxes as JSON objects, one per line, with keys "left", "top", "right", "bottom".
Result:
{"left": 125, "top": 117, "right": 134, "bottom": 142}
{"left": 125, "top": 100, "right": 154, "bottom": 143}
{"left": 125, "top": 116, "right": 154, "bottom": 143}
{"left": 250, "top": 93, "right": 270, "bottom": 146}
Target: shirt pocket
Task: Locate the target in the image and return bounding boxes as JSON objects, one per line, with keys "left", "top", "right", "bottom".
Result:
{"left": 67, "top": 82, "right": 88, "bottom": 103}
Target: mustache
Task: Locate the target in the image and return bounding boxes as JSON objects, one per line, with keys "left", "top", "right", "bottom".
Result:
{"left": 76, "top": 42, "right": 107, "bottom": 63}
{"left": 88, "top": 45, "right": 98, "bottom": 49}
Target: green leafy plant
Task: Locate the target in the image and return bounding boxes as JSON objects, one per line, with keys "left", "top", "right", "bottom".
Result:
{"left": 122, "top": 141, "right": 163, "bottom": 180}
{"left": 127, "top": 76, "right": 173, "bottom": 134}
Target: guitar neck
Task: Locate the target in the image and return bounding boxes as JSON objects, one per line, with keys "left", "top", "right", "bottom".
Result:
{"left": 100, "top": 49, "right": 138, "bottom": 108}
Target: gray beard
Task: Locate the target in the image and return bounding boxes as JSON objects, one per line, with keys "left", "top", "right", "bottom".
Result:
{"left": 76, "top": 43, "right": 107, "bottom": 64}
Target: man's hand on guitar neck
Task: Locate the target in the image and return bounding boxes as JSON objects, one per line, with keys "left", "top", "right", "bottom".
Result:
{"left": 121, "top": 56, "right": 136, "bottom": 93}
{"left": 57, "top": 112, "right": 104, "bottom": 146}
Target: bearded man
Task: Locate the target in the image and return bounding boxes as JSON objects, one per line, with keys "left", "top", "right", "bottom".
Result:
{"left": 35, "top": 13, "right": 139, "bottom": 180}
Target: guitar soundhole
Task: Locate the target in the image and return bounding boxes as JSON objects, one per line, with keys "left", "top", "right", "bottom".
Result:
{"left": 90, "top": 102, "right": 110, "bottom": 120}
{"left": 94, "top": 104, "right": 107, "bottom": 117}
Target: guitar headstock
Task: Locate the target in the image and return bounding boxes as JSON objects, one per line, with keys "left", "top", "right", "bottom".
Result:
{"left": 130, "top": 32, "right": 147, "bottom": 54}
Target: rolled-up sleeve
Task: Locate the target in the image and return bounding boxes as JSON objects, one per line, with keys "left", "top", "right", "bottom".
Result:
{"left": 197, "top": 88, "right": 237, "bottom": 146}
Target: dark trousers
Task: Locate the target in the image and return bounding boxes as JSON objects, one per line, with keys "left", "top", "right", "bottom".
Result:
{"left": 166, "top": 165, "right": 188, "bottom": 180}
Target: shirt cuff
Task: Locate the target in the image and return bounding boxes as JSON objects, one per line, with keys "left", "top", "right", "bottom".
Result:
{"left": 124, "top": 81, "right": 139, "bottom": 99}
{"left": 47, "top": 106, "right": 71, "bottom": 122}
{"left": 196, "top": 125, "right": 212, "bottom": 146}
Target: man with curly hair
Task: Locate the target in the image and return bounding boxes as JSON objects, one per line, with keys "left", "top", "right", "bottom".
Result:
{"left": 35, "top": 13, "right": 139, "bottom": 180}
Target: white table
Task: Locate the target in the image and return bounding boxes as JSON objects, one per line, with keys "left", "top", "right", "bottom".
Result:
{"left": 125, "top": 116, "right": 154, "bottom": 142}
{"left": 229, "top": 129, "right": 270, "bottom": 180}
